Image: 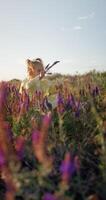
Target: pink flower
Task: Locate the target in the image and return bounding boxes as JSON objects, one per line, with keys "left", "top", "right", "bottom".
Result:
{"left": 32, "top": 130, "right": 40, "bottom": 143}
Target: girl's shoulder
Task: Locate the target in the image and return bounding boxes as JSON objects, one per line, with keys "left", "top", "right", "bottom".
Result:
{"left": 21, "top": 78, "right": 28, "bottom": 84}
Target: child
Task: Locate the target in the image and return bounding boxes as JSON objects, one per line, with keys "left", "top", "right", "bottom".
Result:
{"left": 19, "top": 58, "right": 49, "bottom": 95}
{"left": 19, "top": 58, "right": 59, "bottom": 109}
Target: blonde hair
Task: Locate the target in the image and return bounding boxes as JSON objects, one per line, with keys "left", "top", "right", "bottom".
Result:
{"left": 26, "top": 58, "right": 44, "bottom": 72}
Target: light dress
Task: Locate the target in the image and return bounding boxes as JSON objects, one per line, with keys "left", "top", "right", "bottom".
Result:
{"left": 19, "top": 75, "right": 57, "bottom": 109}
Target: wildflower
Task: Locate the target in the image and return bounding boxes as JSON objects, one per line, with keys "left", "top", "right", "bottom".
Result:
{"left": 32, "top": 130, "right": 40, "bottom": 144}
{"left": 65, "top": 95, "right": 72, "bottom": 110}
{"left": 75, "top": 100, "right": 80, "bottom": 117}
{"left": 42, "top": 113, "right": 52, "bottom": 130}
{"left": 0, "top": 148, "right": 6, "bottom": 168}
{"left": 70, "top": 93, "right": 75, "bottom": 106}
{"left": 42, "top": 193, "right": 57, "bottom": 200}
{"left": 32, "top": 115, "right": 53, "bottom": 171}
{"left": 21, "top": 90, "right": 30, "bottom": 111}
{"left": 57, "top": 98, "right": 64, "bottom": 114}
{"left": 60, "top": 152, "right": 75, "bottom": 186}
{"left": 32, "top": 130, "right": 45, "bottom": 163}
{"left": 56, "top": 92, "right": 64, "bottom": 105}
{"left": 0, "top": 118, "right": 18, "bottom": 200}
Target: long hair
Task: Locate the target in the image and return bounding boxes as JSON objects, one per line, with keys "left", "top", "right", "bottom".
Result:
{"left": 26, "top": 58, "right": 44, "bottom": 72}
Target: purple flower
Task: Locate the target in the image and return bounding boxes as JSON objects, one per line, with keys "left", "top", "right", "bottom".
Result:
{"left": 0, "top": 149, "right": 5, "bottom": 167}
{"left": 75, "top": 110, "right": 80, "bottom": 117}
{"left": 75, "top": 100, "right": 80, "bottom": 117}
{"left": 65, "top": 95, "right": 73, "bottom": 110}
{"left": 32, "top": 130, "right": 40, "bottom": 142}
{"left": 42, "top": 193, "right": 57, "bottom": 200}
{"left": 6, "top": 123, "right": 14, "bottom": 143}
{"left": 60, "top": 152, "right": 76, "bottom": 182}
{"left": 70, "top": 93, "right": 75, "bottom": 105}
{"left": 56, "top": 93, "right": 64, "bottom": 105}
{"left": 42, "top": 114, "right": 52, "bottom": 127}
{"left": 21, "top": 91, "right": 30, "bottom": 111}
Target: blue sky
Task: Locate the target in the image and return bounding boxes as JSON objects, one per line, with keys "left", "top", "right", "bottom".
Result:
{"left": 0, "top": 0, "right": 106, "bottom": 80}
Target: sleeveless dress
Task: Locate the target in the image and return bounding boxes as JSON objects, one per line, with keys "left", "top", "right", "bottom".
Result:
{"left": 19, "top": 76, "right": 57, "bottom": 109}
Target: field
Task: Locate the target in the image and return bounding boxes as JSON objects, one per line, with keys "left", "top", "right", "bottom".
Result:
{"left": 0, "top": 71, "right": 106, "bottom": 200}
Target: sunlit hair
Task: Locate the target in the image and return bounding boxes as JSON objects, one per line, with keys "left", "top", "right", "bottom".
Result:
{"left": 26, "top": 58, "right": 44, "bottom": 72}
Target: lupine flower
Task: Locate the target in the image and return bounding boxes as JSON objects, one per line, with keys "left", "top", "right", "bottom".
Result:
{"left": 21, "top": 90, "right": 30, "bottom": 111}
{"left": 56, "top": 92, "right": 64, "bottom": 105}
{"left": 75, "top": 100, "right": 80, "bottom": 117}
{"left": 92, "top": 87, "right": 99, "bottom": 97}
{"left": 32, "top": 129, "right": 53, "bottom": 169}
{"left": 32, "top": 114, "right": 53, "bottom": 170}
{"left": 32, "top": 130, "right": 40, "bottom": 144}
{"left": 60, "top": 152, "right": 75, "bottom": 186}
{"left": 65, "top": 95, "right": 72, "bottom": 110}
{"left": 18, "top": 90, "right": 30, "bottom": 117}
{"left": 42, "top": 113, "right": 52, "bottom": 129}
{"left": 56, "top": 93, "right": 64, "bottom": 114}
{"left": 0, "top": 118, "right": 18, "bottom": 200}
{"left": 0, "top": 120, "right": 15, "bottom": 164}
{"left": 57, "top": 103, "right": 65, "bottom": 114}
{"left": 42, "top": 193, "right": 57, "bottom": 200}
{"left": 0, "top": 148, "right": 6, "bottom": 168}
{"left": 70, "top": 93, "right": 75, "bottom": 106}
{"left": 32, "top": 130, "right": 45, "bottom": 161}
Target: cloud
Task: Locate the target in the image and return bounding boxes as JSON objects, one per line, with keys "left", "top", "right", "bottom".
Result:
{"left": 60, "top": 25, "right": 83, "bottom": 32}
{"left": 78, "top": 11, "right": 95, "bottom": 20}
{"left": 60, "top": 11, "right": 95, "bottom": 33}
{"left": 73, "top": 26, "right": 83, "bottom": 30}
{"left": 78, "top": 16, "right": 88, "bottom": 20}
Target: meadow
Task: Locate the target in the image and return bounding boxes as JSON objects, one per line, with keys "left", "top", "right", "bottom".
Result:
{"left": 0, "top": 71, "right": 106, "bottom": 200}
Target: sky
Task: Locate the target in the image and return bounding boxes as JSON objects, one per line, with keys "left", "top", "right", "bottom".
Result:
{"left": 0, "top": 0, "right": 106, "bottom": 81}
